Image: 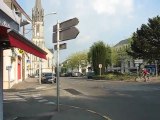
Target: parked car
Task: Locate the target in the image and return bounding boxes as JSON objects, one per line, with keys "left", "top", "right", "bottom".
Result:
{"left": 87, "top": 71, "right": 95, "bottom": 79}
{"left": 41, "top": 72, "right": 56, "bottom": 84}
{"left": 72, "top": 72, "right": 83, "bottom": 77}
{"left": 64, "top": 72, "right": 72, "bottom": 77}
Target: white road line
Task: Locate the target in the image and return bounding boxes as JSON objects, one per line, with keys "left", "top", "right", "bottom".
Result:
{"left": 38, "top": 99, "right": 48, "bottom": 102}
{"left": 45, "top": 101, "right": 56, "bottom": 105}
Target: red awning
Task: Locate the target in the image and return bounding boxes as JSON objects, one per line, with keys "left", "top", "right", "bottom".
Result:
{"left": 0, "top": 26, "right": 47, "bottom": 59}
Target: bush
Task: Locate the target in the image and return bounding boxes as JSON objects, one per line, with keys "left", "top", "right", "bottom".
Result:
{"left": 92, "top": 73, "right": 136, "bottom": 81}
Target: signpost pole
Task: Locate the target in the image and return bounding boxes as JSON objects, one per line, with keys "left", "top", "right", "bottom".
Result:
{"left": 53, "top": 17, "right": 80, "bottom": 112}
{"left": 0, "top": 48, "right": 3, "bottom": 120}
{"left": 56, "top": 20, "right": 60, "bottom": 111}
{"left": 155, "top": 60, "right": 158, "bottom": 78}
{"left": 100, "top": 68, "right": 101, "bottom": 77}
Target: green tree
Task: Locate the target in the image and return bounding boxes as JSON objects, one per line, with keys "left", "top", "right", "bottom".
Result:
{"left": 105, "top": 45, "right": 112, "bottom": 67}
{"left": 89, "top": 41, "right": 111, "bottom": 75}
{"left": 128, "top": 15, "right": 160, "bottom": 61}
{"left": 63, "top": 51, "right": 88, "bottom": 72}
{"left": 111, "top": 48, "right": 119, "bottom": 67}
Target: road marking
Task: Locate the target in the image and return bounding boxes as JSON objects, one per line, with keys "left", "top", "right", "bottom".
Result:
{"left": 38, "top": 99, "right": 48, "bottom": 102}
{"left": 45, "top": 101, "right": 56, "bottom": 105}
{"left": 60, "top": 104, "right": 112, "bottom": 120}
{"left": 3, "top": 93, "right": 27, "bottom": 102}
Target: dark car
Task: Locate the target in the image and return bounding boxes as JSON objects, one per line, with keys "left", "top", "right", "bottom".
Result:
{"left": 41, "top": 72, "right": 56, "bottom": 84}
{"left": 64, "top": 72, "right": 72, "bottom": 77}
{"left": 87, "top": 71, "right": 95, "bottom": 79}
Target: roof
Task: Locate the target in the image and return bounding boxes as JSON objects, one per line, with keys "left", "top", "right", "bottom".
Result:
{"left": 11, "top": 0, "right": 32, "bottom": 22}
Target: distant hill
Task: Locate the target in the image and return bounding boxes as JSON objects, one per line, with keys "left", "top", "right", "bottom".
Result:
{"left": 114, "top": 39, "right": 130, "bottom": 47}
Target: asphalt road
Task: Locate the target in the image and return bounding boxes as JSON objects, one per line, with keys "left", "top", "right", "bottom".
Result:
{"left": 4, "top": 77, "right": 160, "bottom": 120}
{"left": 58, "top": 77, "right": 160, "bottom": 120}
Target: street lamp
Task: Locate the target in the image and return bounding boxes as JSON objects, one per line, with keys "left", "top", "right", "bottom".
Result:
{"left": 38, "top": 12, "right": 57, "bottom": 84}
{"left": 44, "top": 12, "right": 57, "bottom": 17}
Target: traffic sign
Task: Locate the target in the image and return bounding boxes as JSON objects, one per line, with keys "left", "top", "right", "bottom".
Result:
{"left": 99, "top": 64, "right": 102, "bottom": 68}
{"left": 53, "top": 27, "right": 79, "bottom": 43}
{"left": 134, "top": 59, "right": 143, "bottom": 64}
{"left": 53, "top": 17, "right": 79, "bottom": 32}
{"left": 54, "top": 43, "right": 67, "bottom": 50}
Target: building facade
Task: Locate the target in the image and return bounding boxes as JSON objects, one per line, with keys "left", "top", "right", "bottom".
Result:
{"left": 1, "top": 0, "right": 48, "bottom": 89}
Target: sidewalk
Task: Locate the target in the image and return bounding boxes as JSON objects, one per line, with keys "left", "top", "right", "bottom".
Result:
{"left": 7, "top": 77, "right": 110, "bottom": 120}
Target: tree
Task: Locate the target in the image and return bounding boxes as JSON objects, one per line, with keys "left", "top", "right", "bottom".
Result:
{"left": 89, "top": 41, "right": 111, "bottom": 75}
{"left": 63, "top": 51, "right": 88, "bottom": 72}
{"left": 128, "top": 15, "right": 160, "bottom": 61}
{"left": 105, "top": 45, "right": 112, "bottom": 67}
{"left": 111, "top": 48, "right": 119, "bottom": 67}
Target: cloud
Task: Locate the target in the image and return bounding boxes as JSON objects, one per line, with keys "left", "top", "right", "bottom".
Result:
{"left": 76, "top": 35, "right": 91, "bottom": 45}
{"left": 91, "top": 0, "right": 134, "bottom": 16}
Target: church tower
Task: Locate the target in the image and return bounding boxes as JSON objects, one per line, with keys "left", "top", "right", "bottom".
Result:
{"left": 32, "top": 0, "right": 45, "bottom": 49}
{"left": 31, "top": 0, "right": 45, "bottom": 75}
{"left": 31, "top": 0, "right": 54, "bottom": 75}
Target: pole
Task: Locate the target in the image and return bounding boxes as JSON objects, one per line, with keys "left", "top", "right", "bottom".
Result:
{"left": 0, "top": 48, "right": 3, "bottom": 120}
{"left": 52, "top": 56, "right": 54, "bottom": 83}
{"left": 56, "top": 20, "right": 60, "bottom": 111}
{"left": 155, "top": 60, "right": 158, "bottom": 78}
{"left": 8, "top": 68, "right": 10, "bottom": 89}
{"left": 39, "top": 58, "right": 42, "bottom": 84}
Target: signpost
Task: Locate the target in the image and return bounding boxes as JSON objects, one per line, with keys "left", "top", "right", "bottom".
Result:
{"left": 53, "top": 18, "right": 79, "bottom": 111}
{"left": 54, "top": 43, "right": 67, "bottom": 50}
{"left": 99, "top": 64, "right": 102, "bottom": 76}
{"left": 134, "top": 59, "right": 143, "bottom": 64}
{"left": 134, "top": 59, "right": 143, "bottom": 76}
{"left": 53, "top": 27, "right": 79, "bottom": 43}
{"left": 53, "top": 17, "right": 79, "bottom": 32}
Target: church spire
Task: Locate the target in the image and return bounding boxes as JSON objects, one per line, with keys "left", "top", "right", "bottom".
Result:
{"left": 32, "top": 0, "right": 44, "bottom": 22}
{"left": 35, "top": 0, "right": 42, "bottom": 9}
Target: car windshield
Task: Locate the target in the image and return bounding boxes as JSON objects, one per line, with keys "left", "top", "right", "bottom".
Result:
{"left": 44, "top": 73, "right": 52, "bottom": 76}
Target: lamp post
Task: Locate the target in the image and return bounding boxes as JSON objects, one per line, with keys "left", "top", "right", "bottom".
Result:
{"left": 37, "top": 12, "right": 57, "bottom": 84}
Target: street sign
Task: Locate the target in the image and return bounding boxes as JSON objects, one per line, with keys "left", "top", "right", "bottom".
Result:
{"left": 52, "top": 17, "right": 79, "bottom": 111}
{"left": 54, "top": 43, "right": 67, "bottom": 50}
{"left": 99, "top": 64, "right": 102, "bottom": 68}
{"left": 134, "top": 59, "right": 143, "bottom": 64}
{"left": 6, "top": 66, "right": 12, "bottom": 70}
{"left": 53, "top": 27, "right": 79, "bottom": 43}
{"left": 53, "top": 17, "right": 79, "bottom": 32}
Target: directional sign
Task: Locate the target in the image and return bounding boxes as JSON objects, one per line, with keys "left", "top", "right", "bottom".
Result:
{"left": 54, "top": 43, "right": 67, "bottom": 50}
{"left": 53, "top": 17, "right": 79, "bottom": 32}
{"left": 134, "top": 59, "right": 143, "bottom": 64}
{"left": 53, "top": 27, "right": 79, "bottom": 43}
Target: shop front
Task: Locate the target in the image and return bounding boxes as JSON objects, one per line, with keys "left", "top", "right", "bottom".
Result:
{"left": 0, "top": 1, "right": 47, "bottom": 119}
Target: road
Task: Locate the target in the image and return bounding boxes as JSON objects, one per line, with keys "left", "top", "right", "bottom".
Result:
{"left": 4, "top": 77, "right": 160, "bottom": 120}
{"left": 58, "top": 77, "right": 160, "bottom": 120}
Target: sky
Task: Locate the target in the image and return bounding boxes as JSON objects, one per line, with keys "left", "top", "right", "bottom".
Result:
{"left": 17, "top": 0, "right": 160, "bottom": 62}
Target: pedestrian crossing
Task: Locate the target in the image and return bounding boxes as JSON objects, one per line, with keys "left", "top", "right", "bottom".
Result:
{"left": 3, "top": 90, "right": 56, "bottom": 105}
{"left": 3, "top": 92, "right": 27, "bottom": 103}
